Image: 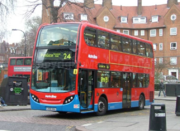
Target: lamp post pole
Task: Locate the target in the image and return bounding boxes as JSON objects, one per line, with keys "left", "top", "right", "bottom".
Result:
{"left": 12, "top": 29, "right": 26, "bottom": 56}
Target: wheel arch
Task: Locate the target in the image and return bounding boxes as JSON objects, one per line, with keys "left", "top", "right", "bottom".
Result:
{"left": 99, "top": 94, "right": 108, "bottom": 104}
{"left": 139, "top": 92, "right": 145, "bottom": 100}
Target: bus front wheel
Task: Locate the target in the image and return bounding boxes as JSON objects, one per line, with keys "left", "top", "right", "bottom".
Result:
{"left": 96, "top": 97, "right": 107, "bottom": 116}
{"left": 138, "top": 95, "right": 145, "bottom": 110}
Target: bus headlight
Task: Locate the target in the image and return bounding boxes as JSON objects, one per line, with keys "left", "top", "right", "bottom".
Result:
{"left": 31, "top": 94, "right": 39, "bottom": 103}
{"left": 63, "top": 96, "right": 75, "bottom": 104}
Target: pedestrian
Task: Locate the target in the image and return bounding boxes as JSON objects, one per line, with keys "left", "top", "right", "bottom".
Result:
{"left": 0, "top": 96, "right": 7, "bottom": 106}
{"left": 158, "top": 80, "right": 166, "bottom": 97}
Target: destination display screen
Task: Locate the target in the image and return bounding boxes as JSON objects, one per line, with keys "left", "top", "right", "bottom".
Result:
{"left": 36, "top": 49, "right": 73, "bottom": 62}
{"left": 98, "top": 64, "right": 110, "bottom": 70}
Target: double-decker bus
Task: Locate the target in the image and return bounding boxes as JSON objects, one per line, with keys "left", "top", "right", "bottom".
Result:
{"left": 8, "top": 57, "right": 32, "bottom": 84}
{"left": 30, "top": 22, "right": 154, "bottom": 115}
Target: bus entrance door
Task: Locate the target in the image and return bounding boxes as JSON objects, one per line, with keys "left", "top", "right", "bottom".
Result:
{"left": 79, "top": 70, "right": 94, "bottom": 111}
{"left": 122, "top": 72, "right": 132, "bottom": 108}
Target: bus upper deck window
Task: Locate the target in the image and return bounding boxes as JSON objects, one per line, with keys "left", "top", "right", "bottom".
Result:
{"left": 97, "top": 31, "right": 109, "bottom": 49}
{"left": 24, "top": 58, "right": 32, "bottom": 65}
{"left": 16, "top": 59, "right": 23, "bottom": 65}
{"left": 111, "top": 35, "right": 121, "bottom": 51}
{"left": 122, "top": 37, "right": 131, "bottom": 53}
{"left": 132, "top": 40, "right": 137, "bottom": 54}
{"left": 84, "top": 28, "right": 96, "bottom": 46}
{"left": 146, "top": 44, "right": 153, "bottom": 58}
{"left": 137, "top": 42, "right": 145, "bottom": 56}
{"left": 10, "top": 59, "right": 16, "bottom": 65}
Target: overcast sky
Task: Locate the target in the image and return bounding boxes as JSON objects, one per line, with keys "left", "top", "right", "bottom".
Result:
{"left": 6, "top": 0, "right": 180, "bottom": 44}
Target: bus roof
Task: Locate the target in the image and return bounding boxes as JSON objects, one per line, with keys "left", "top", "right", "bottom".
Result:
{"left": 39, "top": 22, "right": 152, "bottom": 45}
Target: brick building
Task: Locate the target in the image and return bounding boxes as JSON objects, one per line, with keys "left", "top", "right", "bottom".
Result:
{"left": 9, "top": 43, "right": 25, "bottom": 57}
{"left": 0, "top": 41, "right": 9, "bottom": 66}
{"left": 42, "top": 0, "right": 180, "bottom": 79}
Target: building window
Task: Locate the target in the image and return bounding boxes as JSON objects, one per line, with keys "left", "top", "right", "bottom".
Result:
{"left": 134, "top": 30, "right": 138, "bottom": 36}
{"left": 154, "top": 58, "right": 156, "bottom": 65}
{"left": 171, "top": 14, "right": 177, "bottom": 21}
{"left": 159, "top": 29, "right": 163, "bottom": 36}
{"left": 0, "top": 56, "right": 4, "bottom": 61}
{"left": 153, "top": 43, "right": 157, "bottom": 51}
{"left": 80, "top": 14, "right": 87, "bottom": 21}
{"left": 150, "top": 29, "right": 156, "bottom": 37}
{"left": 159, "top": 43, "right": 163, "bottom": 50}
{"left": 141, "top": 30, "right": 145, "bottom": 36}
{"left": 116, "top": 30, "right": 120, "bottom": 32}
{"left": 123, "top": 30, "right": 129, "bottom": 35}
{"left": 170, "top": 42, "right": 177, "bottom": 50}
{"left": 170, "top": 27, "right": 177, "bottom": 35}
{"left": 152, "top": 16, "right": 158, "bottom": 22}
{"left": 170, "top": 57, "right": 177, "bottom": 65}
{"left": 121, "top": 17, "right": 127, "bottom": 23}
{"left": 159, "top": 58, "right": 163, "bottom": 64}
{"left": 63, "top": 13, "right": 74, "bottom": 20}
{"left": 133, "top": 17, "right": 146, "bottom": 23}
{"left": 13, "top": 49, "right": 15, "bottom": 53}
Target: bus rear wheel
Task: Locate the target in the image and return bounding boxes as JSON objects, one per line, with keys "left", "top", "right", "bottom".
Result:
{"left": 138, "top": 95, "right": 145, "bottom": 110}
{"left": 96, "top": 97, "right": 107, "bottom": 116}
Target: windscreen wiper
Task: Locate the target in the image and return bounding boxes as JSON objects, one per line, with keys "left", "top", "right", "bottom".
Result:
{"left": 35, "top": 62, "right": 76, "bottom": 69}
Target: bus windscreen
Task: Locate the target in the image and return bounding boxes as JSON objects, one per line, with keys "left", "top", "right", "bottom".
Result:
{"left": 31, "top": 68, "right": 75, "bottom": 93}
{"left": 37, "top": 23, "right": 79, "bottom": 47}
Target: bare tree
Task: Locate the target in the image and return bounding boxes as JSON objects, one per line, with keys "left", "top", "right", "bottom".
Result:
{"left": 0, "top": 0, "right": 16, "bottom": 40}
{"left": 25, "top": 0, "right": 97, "bottom": 23}
{"left": 23, "top": 16, "right": 41, "bottom": 56}
{"left": 155, "top": 58, "right": 170, "bottom": 83}
{"left": 0, "top": 0, "right": 16, "bottom": 24}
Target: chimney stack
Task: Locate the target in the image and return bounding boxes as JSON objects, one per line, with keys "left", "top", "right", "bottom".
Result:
{"left": 84, "top": 0, "right": 94, "bottom": 8}
{"left": 167, "top": 0, "right": 178, "bottom": 8}
{"left": 103, "top": 0, "right": 112, "bottom": 10}
{"left": 155, "top": 4, "right": 157, "bottom": 10}
{"left": 137, "top": 0, "right": 142, "bottom": 15}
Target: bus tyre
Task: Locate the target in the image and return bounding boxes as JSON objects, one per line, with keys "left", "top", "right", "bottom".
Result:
{"left": 138, "top": 95, "right": 145, "bottom": 110}
{"left": 96, "top": 97, "right": 107, "bottom": 116}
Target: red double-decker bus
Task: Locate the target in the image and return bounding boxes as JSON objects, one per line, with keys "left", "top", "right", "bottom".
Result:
{"left": 30, "top": 22, "right": 154, "bottom": 115}
{"left": 8, "top": 57, "right": 32, "bottom": 83}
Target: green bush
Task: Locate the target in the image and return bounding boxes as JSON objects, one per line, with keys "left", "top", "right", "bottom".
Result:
{"left": 155, "top": 84, "right": 160, "bottom": 91}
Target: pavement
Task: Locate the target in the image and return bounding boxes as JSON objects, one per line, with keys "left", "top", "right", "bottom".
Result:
{"left": 0, "top": 91, "right": 178, "bottom": 131}
{"left": 0, "top": 91, "right": 177, "bottom": 112}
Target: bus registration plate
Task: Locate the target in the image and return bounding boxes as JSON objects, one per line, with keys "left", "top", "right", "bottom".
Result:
{"left": 46, "top": 107, "right": 57, "bottom": 111}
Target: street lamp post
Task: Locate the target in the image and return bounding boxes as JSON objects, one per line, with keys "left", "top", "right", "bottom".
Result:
{"left": 12, "top": 29, "right": 26, "bottom": 56}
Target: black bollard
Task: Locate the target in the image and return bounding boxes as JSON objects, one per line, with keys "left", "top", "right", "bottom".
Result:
{"left": 175, "top": 95, "right": 180, "bottom": 116}
{"left": 149, "top": 103, "right": 167, "bottom": 131}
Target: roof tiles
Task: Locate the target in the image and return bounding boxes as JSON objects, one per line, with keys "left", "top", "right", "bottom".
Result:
{"left": 57, "top": 2, "right": 180, "bottom": 29}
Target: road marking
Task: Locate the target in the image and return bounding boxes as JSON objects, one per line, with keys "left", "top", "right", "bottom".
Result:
{"left": 97, "top": 121, "right": 104, "bottom": 123}
{"left": 66, "top": 126, "right": 73, "bottom": 131}
{"left": 82, "top": 123, "right": 92, "bottom": 126}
